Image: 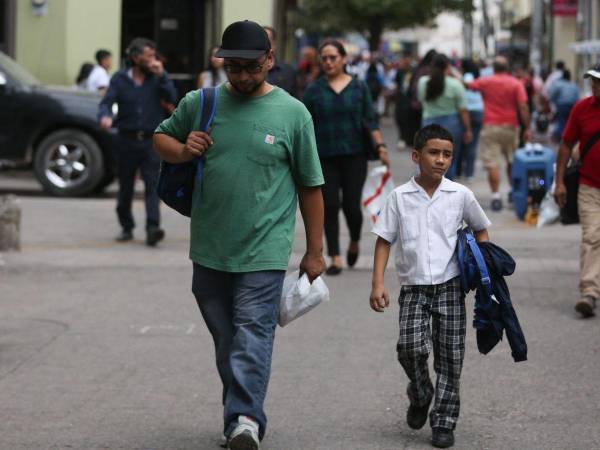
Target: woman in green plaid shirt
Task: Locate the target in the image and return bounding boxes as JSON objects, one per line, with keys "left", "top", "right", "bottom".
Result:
{"left": 303, "top": 39, "right": 390, "bottom": 275}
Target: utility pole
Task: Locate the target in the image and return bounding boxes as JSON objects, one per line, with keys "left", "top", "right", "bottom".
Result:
{"left": 464, "top": 9, "right": 473, "bottom": 58}
{"left": 481, "top": 0, "right": 490, "bottom": 57}
{"left": 530, "top": 0, "right": 544, "bottom": 76}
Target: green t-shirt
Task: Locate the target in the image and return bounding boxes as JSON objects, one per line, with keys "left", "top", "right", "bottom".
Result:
{"left": 418, "top": 75, "right": 467, "bottom": 119}
{"left": 155, "top": 85, "right": 324, "bottom": 272}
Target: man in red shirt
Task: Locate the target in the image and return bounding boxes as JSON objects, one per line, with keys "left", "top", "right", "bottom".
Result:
{"left": 466, "top": 56, "right": 531, "bottom": 211}
{"left": 555, "top": 64, "right": 600, "bottom": 318}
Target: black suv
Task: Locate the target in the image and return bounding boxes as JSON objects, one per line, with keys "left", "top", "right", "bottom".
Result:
{"left": 0, "top": 51, "right": 114, "bottom": 196}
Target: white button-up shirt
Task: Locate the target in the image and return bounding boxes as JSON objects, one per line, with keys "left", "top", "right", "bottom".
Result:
{"left": 373, "top": 177, "right": 491, "bottom": 286}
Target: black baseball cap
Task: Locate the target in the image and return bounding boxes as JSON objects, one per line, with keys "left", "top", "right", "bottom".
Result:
{"left": 583, "top": 63, "right": 600, "bottom": 80}
{"left": 215, "top": 20, "right": 271, "bottom": 59}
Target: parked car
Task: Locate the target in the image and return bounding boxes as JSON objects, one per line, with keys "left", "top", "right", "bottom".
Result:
{"left": 0, "top": 51, "right": 114, "bottom": 196}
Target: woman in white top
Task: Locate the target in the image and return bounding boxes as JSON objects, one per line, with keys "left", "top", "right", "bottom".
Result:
{"left": 197, "top": 46, "right": 227, "bottom": 88}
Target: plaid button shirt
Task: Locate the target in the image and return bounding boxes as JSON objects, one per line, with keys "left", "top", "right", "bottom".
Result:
{"left": 303, "top": 76, "right": 378, "bottom": 158}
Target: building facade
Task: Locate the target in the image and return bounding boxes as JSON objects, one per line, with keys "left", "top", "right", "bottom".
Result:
{"left": 0, "top": 0, "right": 283, "bottom": 95}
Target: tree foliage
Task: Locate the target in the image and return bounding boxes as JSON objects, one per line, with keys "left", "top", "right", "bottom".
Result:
{"left": 299, "top": 0, "right": 473, "bottom": 50}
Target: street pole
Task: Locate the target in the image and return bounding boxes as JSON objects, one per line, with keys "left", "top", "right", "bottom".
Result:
{"left": 530, "top": 0, "right": 544, "bottom": 76}
{"left": 481, "top": 0, "right": 490, "bottom": 57}
{"left": 464, "top": 10, "right": 473, "bottom": 58}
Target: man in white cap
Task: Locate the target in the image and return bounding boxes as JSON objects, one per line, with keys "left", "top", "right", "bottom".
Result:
{"left": 555, "top": 63, "right": 600, "bottom": 318}
{"left": 154, "top": 20, "right": 325, "bottom": 449}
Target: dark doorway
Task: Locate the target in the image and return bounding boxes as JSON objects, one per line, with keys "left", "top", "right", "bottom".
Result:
{"left": 0, "top": 0, "right": 16, "bottom": 57}
{"left": 121, "top": 0, "right": 205, "bottom": 97}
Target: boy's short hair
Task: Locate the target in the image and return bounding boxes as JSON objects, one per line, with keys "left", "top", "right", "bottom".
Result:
{"left": 95, "top": 49, "right": 111, "bottom": 64}
{"left": 413, "top": 124, "right": 454, "bottom": 151}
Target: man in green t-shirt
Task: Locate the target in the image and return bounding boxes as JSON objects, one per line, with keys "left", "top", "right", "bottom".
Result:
{"left": 153, "top": 20, "right": 325, "bottom": 450}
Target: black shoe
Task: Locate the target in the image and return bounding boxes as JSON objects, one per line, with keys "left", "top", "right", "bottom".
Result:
{"left": 146, "top": 228, "right": 165, "bottom": 247}
{"left": 406, "top": 397, "right": 432, "bottom": 430}
{"left": 116, "top": 230, "right": 133, "bottom": 242}
{"left": 346, "top": 248, "right": 359, "bottom": 268}
{"left": 575, "top": 297, "right": 596, "bottom": 318}
{"left": 431, "top": 427, "right": 455, "bottom": 448}
{"left": 491, "top": 198, "right": 503, "bottom": 212}
{"left": 325, "top": 265, "right": 342, "bottom": 275}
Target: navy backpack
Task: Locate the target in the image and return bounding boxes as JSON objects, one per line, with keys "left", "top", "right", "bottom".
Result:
{"left": 157, "top": 86, "right": 218, "bottom": 217}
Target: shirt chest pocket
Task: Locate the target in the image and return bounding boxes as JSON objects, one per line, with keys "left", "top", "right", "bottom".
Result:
{"left": 247, "top": 124, "right": 288, "bottom": 166}
{"left": 443, "top": 205, "right": 463, "bottom": 237}
{"left": 400, "top": 206, "right": 420, "bottom": 242}
{"left": 400, "top": 215, "right": 419, "bottom": 242}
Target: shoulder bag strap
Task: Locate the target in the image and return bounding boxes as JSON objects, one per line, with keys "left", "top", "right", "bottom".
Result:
{"left": 194, "top": 86, "right": 218, "bottom": 181}
{"left": 579, "top": 129, "right": 600, "bottom": 164}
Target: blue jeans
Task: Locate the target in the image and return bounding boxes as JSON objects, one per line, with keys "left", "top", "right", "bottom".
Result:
{"left": 422, "top": 114, "right": 463, "bottom": 180}
{"left": 462, "top": 110, "right": 484, "bottom": 178}
{"left": 191, "top": 264, "right": 285, "bottom": 440}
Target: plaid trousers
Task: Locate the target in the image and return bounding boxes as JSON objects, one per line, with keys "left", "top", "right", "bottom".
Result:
{"left": 396, "top": 277, "right": 466, "bottom": 430}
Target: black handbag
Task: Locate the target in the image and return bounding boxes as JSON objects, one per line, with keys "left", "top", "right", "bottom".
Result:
{"left": 157, "top": 86, "right": 218, "bottom": 217}
{"left": 560, "top": 129, "right": 600, "bottom": 224}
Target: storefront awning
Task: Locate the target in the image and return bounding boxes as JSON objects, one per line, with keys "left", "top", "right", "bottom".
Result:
{"left": 570, "top": 40, "right": 600, "bottom": 54}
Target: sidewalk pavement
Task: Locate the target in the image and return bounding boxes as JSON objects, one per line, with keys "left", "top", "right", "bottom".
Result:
{"left": 0, "top": 118, "right": 598, "bottom": 450}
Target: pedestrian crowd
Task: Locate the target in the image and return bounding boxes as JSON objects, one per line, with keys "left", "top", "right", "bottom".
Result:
{"left": 82, "top": 19, "right": 599, "bottom": 450}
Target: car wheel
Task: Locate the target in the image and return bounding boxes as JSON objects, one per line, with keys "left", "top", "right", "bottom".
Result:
{"left": 33, "top": 129, "right": 105, "bottom": 196}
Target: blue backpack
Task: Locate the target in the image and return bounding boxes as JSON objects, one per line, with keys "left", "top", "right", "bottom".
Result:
{"left": 457, "top": 227, "right": 497, "bottom": 310}
{"left": 157, "top": 87, "right": 218, "bottom": 217}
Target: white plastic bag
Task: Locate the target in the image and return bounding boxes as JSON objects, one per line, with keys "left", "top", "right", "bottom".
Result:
{"left": 361, "top": 166, "right": 395, "bottom": 225}
{"left": 537, "top": 189, "right": 560, "bottom": 227}
{"left": 537, "top": 171, "right": 560, "bottom": 227}
{"left": 278, "top": 270, "right": 330, "bottom": 327}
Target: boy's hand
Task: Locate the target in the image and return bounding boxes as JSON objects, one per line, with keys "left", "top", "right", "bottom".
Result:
{"left": 370, "top": 285, "right": 390, "bottom": 312}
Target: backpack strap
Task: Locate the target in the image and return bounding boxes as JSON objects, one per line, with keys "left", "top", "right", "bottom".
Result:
{"left": 457, "top": 228, "right": 469, "bottom": 293}
{"left": 194, "top": 86, "right": 218, "bottom": 181}
{"left": 465, "top": 230, "right": 498, "bottom": 306}
{"left": 198, "top": 86, "right": 218, "bottom": 132}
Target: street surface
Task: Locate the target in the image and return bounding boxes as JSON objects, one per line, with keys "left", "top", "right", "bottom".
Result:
{"left": 1, "top": 118, "right": 599, "bottom": 450}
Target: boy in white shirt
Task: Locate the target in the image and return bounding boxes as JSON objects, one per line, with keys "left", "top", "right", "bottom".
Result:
{"left": 86, "top": 49, "right": 112, "bottom": 93}
{"left": 370, "top": 124, "right": 491, "bottom": 448}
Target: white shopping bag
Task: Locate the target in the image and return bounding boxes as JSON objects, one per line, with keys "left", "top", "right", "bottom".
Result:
{"left": 361, "top": 166, "right": 395, "bottom": 225}
{"left": 278, "top": 270, "right": 330, "bottom": 327}
{"left": 537, "top": 179, "right": 560, "bottom": 227}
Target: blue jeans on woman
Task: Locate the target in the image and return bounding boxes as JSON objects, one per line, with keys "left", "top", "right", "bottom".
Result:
{"left": 462, "top": 109, "right": 484, "bottom": 178}
{"left": 191, "top": 264, "right": 285, "bottom": 441}
{"left": 422, "top": 113, "right": 463, "bottom": 180}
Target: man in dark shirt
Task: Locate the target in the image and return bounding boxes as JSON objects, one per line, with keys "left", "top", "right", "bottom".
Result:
{"left": 98, "top": 37, "right": 177, "bottom": 246}
{"left": 263, "top": 26, "right": 297, "bottom": 97}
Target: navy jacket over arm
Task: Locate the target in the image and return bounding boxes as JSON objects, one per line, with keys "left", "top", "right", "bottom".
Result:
{"left": 474, "top": 242, "right": 527, "bottom": 362}
{"left": 98, "top": 68, "right": 177, "bottom": 132}
{"left": 457, "top": 228, "right": 527, "bottom": 363}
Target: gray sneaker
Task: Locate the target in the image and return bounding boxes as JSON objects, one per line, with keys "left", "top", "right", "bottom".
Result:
{"left": 228, "top": 416, "right": 259, "bottom": 450}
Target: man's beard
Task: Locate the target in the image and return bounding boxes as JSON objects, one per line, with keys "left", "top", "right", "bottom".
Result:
{"left": 135, "top": 62, "right": 153, "bottom": 76}
{"left": 229, "top": 78, "right": 263, "bottom": 95}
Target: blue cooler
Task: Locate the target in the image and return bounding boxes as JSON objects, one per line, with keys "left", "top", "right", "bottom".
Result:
{"left": 511, "top": 144, "right": 555, "bottom": 220}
